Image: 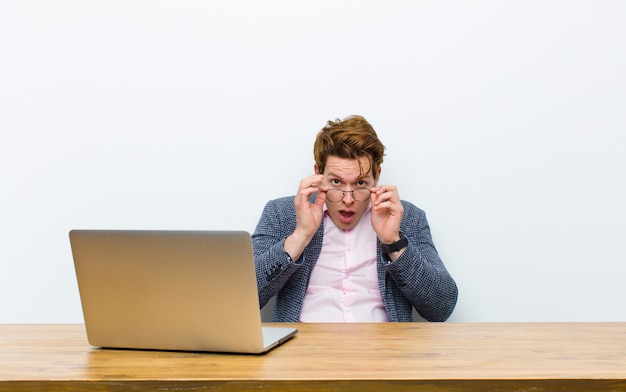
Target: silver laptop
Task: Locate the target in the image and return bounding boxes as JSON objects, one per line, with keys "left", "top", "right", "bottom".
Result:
{"left": 69, "top": 229, "right": 297, "bottom": 354}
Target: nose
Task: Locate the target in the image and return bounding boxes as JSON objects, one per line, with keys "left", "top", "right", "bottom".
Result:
{"left": 342, "top": 190, "right": 355, "bottom": 204}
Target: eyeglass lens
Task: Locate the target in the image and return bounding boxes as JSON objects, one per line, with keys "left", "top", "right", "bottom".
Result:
{"left": 326, "top": 188, "right": 371, "bottom": 202}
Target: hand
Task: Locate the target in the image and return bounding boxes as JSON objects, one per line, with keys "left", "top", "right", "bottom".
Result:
{"left": 370, "top": 185, "right": 404, "bottom": 244}
{"left": 294, "top": 174, "right": 327, "bottom": 236}
{"left": 285, "top": 174, "right": 327, "bottom": 260}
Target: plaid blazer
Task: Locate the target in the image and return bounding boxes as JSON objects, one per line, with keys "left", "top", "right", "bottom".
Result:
{"left": 252, "top": 196, "right": 458, "bottom": 322}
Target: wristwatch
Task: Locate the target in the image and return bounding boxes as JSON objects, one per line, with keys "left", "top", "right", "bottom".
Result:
{"left": 380, "top": 233, "right": 408, "bottom": 254}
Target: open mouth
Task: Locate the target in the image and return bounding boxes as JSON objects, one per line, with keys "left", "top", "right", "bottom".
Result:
{"left": 339, "top": 210, "right": 355, "bottom": 223}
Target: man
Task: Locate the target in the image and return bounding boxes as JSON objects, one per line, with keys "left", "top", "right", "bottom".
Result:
{"left": 253, "top": 115, "right": 458, "bottom": 322}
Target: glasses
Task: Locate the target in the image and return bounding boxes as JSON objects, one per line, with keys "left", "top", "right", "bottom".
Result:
{"left": 325, "top": 188, "right": 371, "bottom": 203}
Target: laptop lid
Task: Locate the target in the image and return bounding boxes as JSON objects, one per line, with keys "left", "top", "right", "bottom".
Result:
{"left": 69, "top": 229, "right": 297, "bottom": 354}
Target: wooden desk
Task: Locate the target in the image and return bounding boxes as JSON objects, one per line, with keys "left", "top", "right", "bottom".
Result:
{"left": 1, "top": 323, "right": 625, "bottom": 391}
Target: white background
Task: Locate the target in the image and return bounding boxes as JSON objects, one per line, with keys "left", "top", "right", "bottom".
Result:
{"left": 1, "top": 1, "right": 625, "bottom": 323}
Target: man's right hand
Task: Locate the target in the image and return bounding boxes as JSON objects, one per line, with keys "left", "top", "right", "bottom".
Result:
{"left": 284, "top": 174, "right": 326, "bottom": 261}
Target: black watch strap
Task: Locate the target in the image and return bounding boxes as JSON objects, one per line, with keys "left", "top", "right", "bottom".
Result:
{"left": 380, "top": 233, "right": 408, "bottom": 254}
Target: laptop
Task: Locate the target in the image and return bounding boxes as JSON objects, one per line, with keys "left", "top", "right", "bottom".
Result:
{"left": 69, "top": 229, "right": 297, "bottom": 354}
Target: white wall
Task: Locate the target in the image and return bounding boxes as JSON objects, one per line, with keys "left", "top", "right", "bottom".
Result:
{"left": 1, "top": 1, "right": 625, "bottom": 323}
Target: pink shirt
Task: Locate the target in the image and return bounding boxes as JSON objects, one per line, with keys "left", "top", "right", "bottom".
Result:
{"left": 299, "top": 205, "right": 389, "bottom": 322}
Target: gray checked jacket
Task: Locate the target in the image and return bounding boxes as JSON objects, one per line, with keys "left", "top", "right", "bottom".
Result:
{"left": 252, "top": 196, "right": 458, "bottom": 322}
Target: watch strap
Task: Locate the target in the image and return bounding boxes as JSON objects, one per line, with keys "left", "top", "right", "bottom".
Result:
{"left": 380, "top": 233, "right": 408, "bottom": 254}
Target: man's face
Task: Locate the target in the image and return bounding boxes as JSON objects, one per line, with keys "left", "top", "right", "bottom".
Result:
{"left": 316, "top": 155, "right": 379, "bottom": 230}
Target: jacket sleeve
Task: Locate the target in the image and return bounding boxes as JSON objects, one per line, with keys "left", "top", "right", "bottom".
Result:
{"left": 383, "top": 201, "right": 458, "bottom": 321}
{"left": 251, "top": 197, "right": 302, "bottom": 308}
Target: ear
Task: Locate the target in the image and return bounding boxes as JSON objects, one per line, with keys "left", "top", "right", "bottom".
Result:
{"left": 374, "top": 167, "right": 382, "bottom": 185}
{"left": 314, "top": 164, "right": 320, "bottom": 175}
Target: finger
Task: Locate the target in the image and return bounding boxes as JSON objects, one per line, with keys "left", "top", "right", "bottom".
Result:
{"left": 374, "top": 186, "right": 398, "bottom": 202}
{"left": 298, "top": 175, "right": 321, "bottom": 193}
{"left": 305, "top": 175, "right": 325, "bottom": 189}
{"left": 373, "top": 193, "right": 400, "bottom": 210}
{"left": 372, "top": 189, "right": 392, "bottom": 205}
{"left": 314, "top": 188, "right": 327, "bottom": 207}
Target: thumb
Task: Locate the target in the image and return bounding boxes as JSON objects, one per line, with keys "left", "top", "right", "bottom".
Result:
{"left": 314, "top": 189, "right": 327, "bottom": 207}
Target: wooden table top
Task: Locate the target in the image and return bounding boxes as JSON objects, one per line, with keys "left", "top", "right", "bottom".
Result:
{"left": 1, "top": 322, "right": 625, "bottom": 391}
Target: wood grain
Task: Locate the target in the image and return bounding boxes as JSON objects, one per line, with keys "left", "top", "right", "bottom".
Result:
{"left": 1, "top": 323, "right": 625, "bottom": 391}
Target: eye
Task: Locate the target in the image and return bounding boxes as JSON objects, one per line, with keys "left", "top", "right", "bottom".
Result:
{"left": 332, "top": 179, "right": 341, "bottom": 185}
{"left": 357, "top": 180, "right": 367, "bottom": 187}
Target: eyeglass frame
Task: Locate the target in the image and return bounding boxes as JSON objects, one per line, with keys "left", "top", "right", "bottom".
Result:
{"left": 325, "top": 188, "right": 372, "bottom": 203}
